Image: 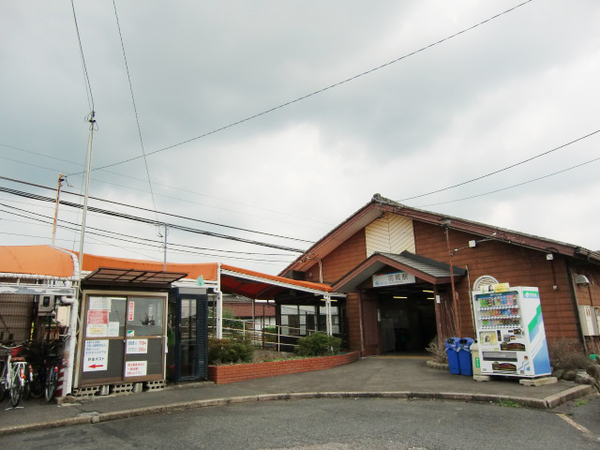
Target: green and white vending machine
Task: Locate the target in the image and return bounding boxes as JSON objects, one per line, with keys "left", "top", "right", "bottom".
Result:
{"left": 472, "top": 285, "right": 551, "bottom": 377}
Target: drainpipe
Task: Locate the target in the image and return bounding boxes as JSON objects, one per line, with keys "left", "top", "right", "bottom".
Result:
{"left": 317, "top": 259, "right": 324, "bottom": 284}
{"left": 215, "top": 263, "right": 223, "bottom": 339}
{"left": 566, "top": 261, "right": 589, "bottom": 354}
{"left": 59, "top": 248, "right": 80, "bottom": 397}
{"left": 443, "top": 223, "right": 461, "bottom": 335}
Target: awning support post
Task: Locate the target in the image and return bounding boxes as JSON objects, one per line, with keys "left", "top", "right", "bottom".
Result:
{"left": 325, "top": 294, "right": 333, "bottom": 336}
{"left": 215, "top": 263, "right": 223, "bottom": 339}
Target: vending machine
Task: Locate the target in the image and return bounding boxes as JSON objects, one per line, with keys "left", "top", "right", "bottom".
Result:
{"left": 472, "top": 286, "right": 551, "bottom": 378}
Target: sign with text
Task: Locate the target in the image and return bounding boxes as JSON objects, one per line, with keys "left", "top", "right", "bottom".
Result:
{"left": 126, "top": 338, "right": 148, "bottom": 355}
{"left": 128, "top": 301, "right": 135, "bottom": 322}
{"left": 373, "top": 271, "right": 416, "bottom": 287}
{"left": 83, "top": 340, "right": 109, "bottom": 372}
{"left": 125, "top": 360, "right": 147, "bottom": 377}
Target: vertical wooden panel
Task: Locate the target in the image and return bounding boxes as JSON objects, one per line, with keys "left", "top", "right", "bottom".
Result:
{"left": 365, "top": 213, "right": 415, "bottom": 256}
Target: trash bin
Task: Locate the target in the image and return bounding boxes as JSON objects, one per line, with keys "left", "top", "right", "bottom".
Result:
{"left": 458, "top": 337, "right": 475, "bottom": 376}
{"left": 445, "top": 337, "right": 460, "bottom": 375}
{"left": 470, "top": 341, "right": 481, "bottom": 377}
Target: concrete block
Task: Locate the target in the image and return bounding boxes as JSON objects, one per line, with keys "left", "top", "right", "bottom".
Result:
{"left": 473, "top": 375, "right": 491, "bottom": 382}
{"left": 519, "top": 376, "right": 558, "bottom": 387}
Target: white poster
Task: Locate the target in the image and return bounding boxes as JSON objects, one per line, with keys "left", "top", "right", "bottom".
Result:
{"left": 89, "top": 297, "right": 111, "bottom": 311}
{"left": 86, "top": 324, "right": 108, "bottom": 338}
{"left": 83, "top": 340, "right": 109, "bottom": 372}
{"left": 108, "top": 321, "right": 120, "bottom": 337}
{"left": 126, "top": 339, "right": 148, "bottom": 354}
{"left": 125, "top": 360, "right": 147, "bottom": 377}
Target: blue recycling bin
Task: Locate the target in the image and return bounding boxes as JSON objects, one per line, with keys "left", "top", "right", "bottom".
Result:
{"left": 445, "top": 337, "right": 460, "bottom": 375}
{"left": 458, "top": 338, "right": 475, "bottom": 376}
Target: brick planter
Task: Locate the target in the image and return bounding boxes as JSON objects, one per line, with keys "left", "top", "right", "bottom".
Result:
{"left": 208, "top": 351, "right": 360, "bottom": 385}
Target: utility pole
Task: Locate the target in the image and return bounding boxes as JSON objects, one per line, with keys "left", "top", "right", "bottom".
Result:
{"left": 51, "top": 173, "right": 65, "bottom": 246}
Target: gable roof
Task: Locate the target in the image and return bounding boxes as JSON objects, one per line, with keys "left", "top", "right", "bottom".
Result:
{"left": 333, "top": 251, "right": 466, "bottom": 293}
{"left": 280, "top": 193, "right": 600, "bottom": 275}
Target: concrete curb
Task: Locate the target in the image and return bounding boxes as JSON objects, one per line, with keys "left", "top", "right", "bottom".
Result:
{"left": 0, "top": 386, "right": 593, "bottom": 436}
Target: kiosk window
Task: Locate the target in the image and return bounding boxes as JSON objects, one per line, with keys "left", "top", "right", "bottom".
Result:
{"left": 127, "top": 297, "right": 163, "bottom": 337}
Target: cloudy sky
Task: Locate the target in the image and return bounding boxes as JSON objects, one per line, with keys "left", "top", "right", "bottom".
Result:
{"left": 1, "top": 0, "right": 599, "bottom": 275}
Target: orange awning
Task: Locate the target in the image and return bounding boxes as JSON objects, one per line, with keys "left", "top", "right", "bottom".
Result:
{"left": 0, "top": 245, "right": 335, "bottom": 299}
{"left": 0, "top": 245, "right": 76, "bottom": 278}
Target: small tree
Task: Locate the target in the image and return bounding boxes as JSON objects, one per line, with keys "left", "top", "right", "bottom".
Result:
{"left": 295, "top": 333, "right": 341, "bottom": 357}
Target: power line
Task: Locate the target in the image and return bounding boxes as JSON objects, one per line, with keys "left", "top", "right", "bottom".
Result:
{"left": 0, "top": 143, "right": 333, "bottom": 229}
{"left": 82, "top": 0, "right": 534, "bottom": 173}
{"left": 112, "top": 0, "right": 160, "bottom": 221}
{"left": 398, "top": 128, "right": 600, "bottom": 202}
{"left": 0, "top": 204, "right": 296, "bottom": 263}
{"left": 0, "top": 175, "right": 315, "bottom": 244}
{"left": 70, "top": 0, "right": 95, "bottom": 112}
{"left": 0, "top": 201, "right": 294, "bottom": 256}
{"left": 0, "top": 185, "right": 306, "bottom": 253}
{"left": 416, "top": 155, "right": 600, "bottom": 208}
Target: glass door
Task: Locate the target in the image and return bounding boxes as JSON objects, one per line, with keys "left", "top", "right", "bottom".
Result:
{"left": 179, "top": 297, "right": 197, "bottom": 379}
{"left": 171, "top": 291, "right": 208, "bottom": 382}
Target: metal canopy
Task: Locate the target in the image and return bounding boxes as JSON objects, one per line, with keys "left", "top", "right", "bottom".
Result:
{"left": 83, "top": 267, "right": 187, "bottom": 288}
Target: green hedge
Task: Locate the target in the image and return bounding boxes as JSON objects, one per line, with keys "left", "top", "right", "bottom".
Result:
{"left": 295, "top": 333, "right": 341, "bottom": 357}
{"left": 208, "top": 336, "right": 254, "bottom": 364}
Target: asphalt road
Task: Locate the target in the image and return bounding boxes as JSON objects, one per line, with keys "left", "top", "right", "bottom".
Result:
{"left": 4, "top": 398, "right": 600, "bottom": 450}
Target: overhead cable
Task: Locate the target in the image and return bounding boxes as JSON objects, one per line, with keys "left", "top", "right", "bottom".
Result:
{"left": 400, "top": 128, "right": 600, "bottom": 202}
{"left": 416, "top": 155, "right": 600, "bottom": 208}
{"left": 0, "top": 175, "right": 314, "bottom": 244}
{"left": 0, "top": 186, "right": 306, "bottom": 253}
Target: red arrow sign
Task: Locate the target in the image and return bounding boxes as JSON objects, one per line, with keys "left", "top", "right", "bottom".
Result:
{"left": 88, "top": 364, "right": 104, "bottom": 369}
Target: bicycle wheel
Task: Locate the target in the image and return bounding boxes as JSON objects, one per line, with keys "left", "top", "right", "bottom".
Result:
{"left": 10, "top": 369, "right": 23, "bottom": 407}
{"left": 44, "top": 366, "right": 58, "bottom": 402}
{"left": 29, "top": 376, "right": 44, "bottom": 399}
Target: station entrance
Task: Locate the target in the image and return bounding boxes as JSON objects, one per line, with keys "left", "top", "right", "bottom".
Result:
{"left": 375, "top": 285, "right": 438, "bottom": 354}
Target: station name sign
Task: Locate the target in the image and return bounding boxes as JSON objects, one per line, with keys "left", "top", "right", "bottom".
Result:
{"left": 373, "top": 271, "right": 415, "bottom": 287}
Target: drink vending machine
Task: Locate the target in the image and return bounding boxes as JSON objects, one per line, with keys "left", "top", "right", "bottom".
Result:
{"left": 472, "top": 286, "right": 551, "bottom": 378}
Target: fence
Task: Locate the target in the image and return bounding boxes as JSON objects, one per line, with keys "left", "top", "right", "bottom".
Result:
{"left": 208, "top": 317, "right": 335, "bottom": 352}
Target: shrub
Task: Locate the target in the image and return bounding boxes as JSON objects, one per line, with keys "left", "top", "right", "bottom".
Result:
{"left": 208, "top": 336, "right": 254, "bottom": 365}
{"left": 295, "top": 333, "right": 341, "bottom": 357}
{"left": 548, "top": 339, "right": 594, "bottom": 372}
{"left": 426, "top": 336, "right": 448, "bottom": 364}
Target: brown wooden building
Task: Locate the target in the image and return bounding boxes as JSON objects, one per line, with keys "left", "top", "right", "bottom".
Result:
{"left": 279, "top": 194, "right": 600, "bottom": 356}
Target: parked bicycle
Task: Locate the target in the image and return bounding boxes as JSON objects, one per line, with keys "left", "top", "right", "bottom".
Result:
{"left": 0, "top": 343, "right": 28, "bottom": 407}
{"left": 24, "top": 339, "right": 62, "bottom": 402}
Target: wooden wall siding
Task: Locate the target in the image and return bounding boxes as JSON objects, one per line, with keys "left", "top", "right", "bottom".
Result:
{"left": 345, "top": 293, "right": 363, "bottom": 352}
{"left": 310, "top": 229, "right": 367, "bottom": 284}
{"left": 365, "top": 213, "right": 415, "bottom": 256}
{"left": 413, "top": 221, "right": 581, "bottom": 342}
{"left": 569, "top": 262, "right": 600, "bottom": 308}
{"left": 361, "top": 295, "right": 380, "bottom": 356}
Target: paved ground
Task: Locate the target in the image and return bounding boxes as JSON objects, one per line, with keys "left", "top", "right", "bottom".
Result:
{"left": 0, "top": 356, "right": 596, "bottom": 436}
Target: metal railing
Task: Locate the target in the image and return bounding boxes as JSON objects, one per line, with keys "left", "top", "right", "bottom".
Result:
{"left": 208, "top": 317, "right": 331, "bottom": 351}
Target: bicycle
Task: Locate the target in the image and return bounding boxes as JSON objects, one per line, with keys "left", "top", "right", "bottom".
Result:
{"left": 25, "top": 339, "right": 62, "bottom": 402}
{"left": 0, "top": 343, "right": 27, "bottom": 408}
